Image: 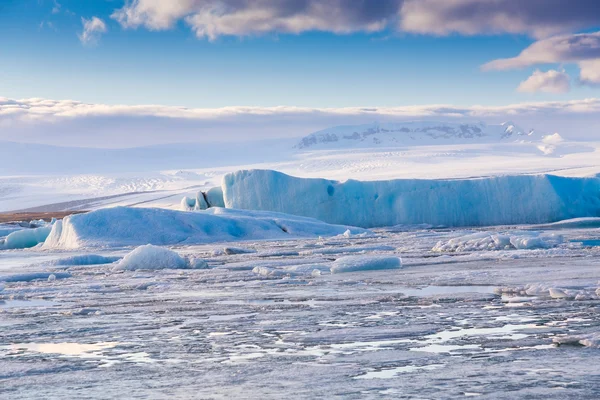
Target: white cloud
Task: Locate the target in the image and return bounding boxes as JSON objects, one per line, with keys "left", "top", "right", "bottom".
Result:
{"left": 2, "top": 96, "right": 600, "bottom": 147}
{"left": 579, "top": 60, "right": 600, "bottom": 85}
{"left": 112, "top": 0, "right": 400, "bottom": 40}
{"left": 517, "top": 70, "right": 570, "bottom": 94}
{"left": 111, "top": 0, "right": 600, "bottom": 40}
{"left": 483, "top": 31, "right": 600, "bottom": 85}
{"left": 399, "top": 0, "right": 600, "bottom": 39}
{"left": 79, "top": 17, "right": 107, "bottom": 46}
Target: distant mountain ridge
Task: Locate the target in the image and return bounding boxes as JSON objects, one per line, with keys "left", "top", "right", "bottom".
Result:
{"left": 296, "top": 121, "right": 537, "bottom": 149}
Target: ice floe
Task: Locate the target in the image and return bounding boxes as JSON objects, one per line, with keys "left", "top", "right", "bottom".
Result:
{"left": 432, "top": 231, "right": 563, "bottom": 252}
{"left": 114, "top": 245, "right": 206, "bottom": 270}
{"left": 330, "top": 255, "right": 402, "bottom": 274}
{"left": 42, "top": 207, "right": 366, "bottom": 249}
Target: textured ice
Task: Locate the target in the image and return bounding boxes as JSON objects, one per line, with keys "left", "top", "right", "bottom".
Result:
{"left": 330, "top": 255, "right": 402, "bottom": 274}
{"left": 114, "top": 244, "right": 206, "bottom": 270}
{"left": 4, "top": 221, "right": 600, "bottom": 399}
{"left": 432, "top": 231, "right": 563, "bottom": 252}
{"left": 43, "top": 207, "right": 366, "bottom": 249}
{"left": 223, "top": 170, "right": 600, "bottom": 228}
{"left": 0, "top": 226, "right": 52, "bottom": 250}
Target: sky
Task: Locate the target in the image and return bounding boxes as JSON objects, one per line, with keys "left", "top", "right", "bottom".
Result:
{"left": 1, "top": 0, "right": 600, "bottom": 147}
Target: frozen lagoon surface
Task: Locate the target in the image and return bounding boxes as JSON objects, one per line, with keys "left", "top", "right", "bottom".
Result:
{"left": 2, "top": 219, "right": 600, "bottom": 399}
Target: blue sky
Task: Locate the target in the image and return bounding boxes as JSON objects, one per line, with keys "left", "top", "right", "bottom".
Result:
{"left": 1, "top": 0, "right": 598, "bottom": 108}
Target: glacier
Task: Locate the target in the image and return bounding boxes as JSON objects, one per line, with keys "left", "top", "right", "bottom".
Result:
{"left": 222, "top": 170, "right": 600, "bottom": 228}
{"left": 42, "top": 206, "right": 367, "bottom": 249}
{"left": 295, "top": 121, "right": 537, "bottom": 149}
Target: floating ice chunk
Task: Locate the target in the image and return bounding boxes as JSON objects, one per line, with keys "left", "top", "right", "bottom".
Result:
{"left": 181, "top": 188, "right": 224, "bottom": 211}
{"left": 180, "top": 196, "right": 197, "bottom": 211}
{"left": 205, "top": 186, "right": 225, "bottom": 208}
{"left": 223, "top": 169, "right": 600, "bottom": 228}
{"left": 548, "top": 288, "right": 570, "bottom": 299}
{"left": 43, "top": 207, "right": 367, "bottom": 249}
{"left": 253, "top": 263, "right": 331, "bottom": 277}
{"left": 0, "top": 272, "right": 71, "bottom": 283}
{"left": 433, "top": 231, "right": 562, "bottom": 252}
{"left": 210, "top": 246, "right": 256, "bottom": 256}
{"left": 532, "top": 217, "right": 600, "bottom": 230}
{"left": 50, "top": 254, "right": 121, "bottom": 266}
{"left": 330, "top": 255, "right": 402, "bottom": 274}
{"left": 114, "top": 245, "right": 204, "bottom": 271}
{"left": 180, "top": 192, "right": 209, "bottom": 211}
{"left": 554, "top": 333, "right": 600, "bottom": 348}
{"left": 188, "top": 257, "right": 209, "bottom": 269}
{"left": 0, "top": 226, "right": 52, "bottom": 250}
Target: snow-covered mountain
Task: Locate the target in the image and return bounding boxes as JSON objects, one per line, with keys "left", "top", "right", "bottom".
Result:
{"left": 296, "top": 121, "right": 537, "bottom": 149}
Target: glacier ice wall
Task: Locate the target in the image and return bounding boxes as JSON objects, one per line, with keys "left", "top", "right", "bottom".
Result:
{"left": 222, "top": 170, "right": 600, "bottom": 228}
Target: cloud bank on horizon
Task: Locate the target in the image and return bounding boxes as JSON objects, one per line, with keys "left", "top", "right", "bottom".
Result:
{"left": 2, "top": 96, "right": 600, "bottom": 147}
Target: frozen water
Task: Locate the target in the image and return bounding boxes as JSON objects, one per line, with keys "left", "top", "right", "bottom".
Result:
{"left": 3, "top": 217, "right": 600, "bottom": 398}
{"left": 223, "top": 169, "right": 600, "bottom": 228}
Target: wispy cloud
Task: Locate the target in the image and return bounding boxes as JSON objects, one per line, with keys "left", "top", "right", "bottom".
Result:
{"left": 79, "top": 17, "right": 107, "bottom": 46}
{"left": 52, "top": 0, "right": 61, "bottom": 14}
{"left": 517, "top": 70, "right": 571, "bottom": 94}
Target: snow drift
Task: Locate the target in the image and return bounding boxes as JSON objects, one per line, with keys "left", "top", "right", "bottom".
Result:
{"left": 42, "top": 207, "right": 367, "bottom": 249}
{"left": 223, "top": 170, "right": 600, "bottom": 228}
